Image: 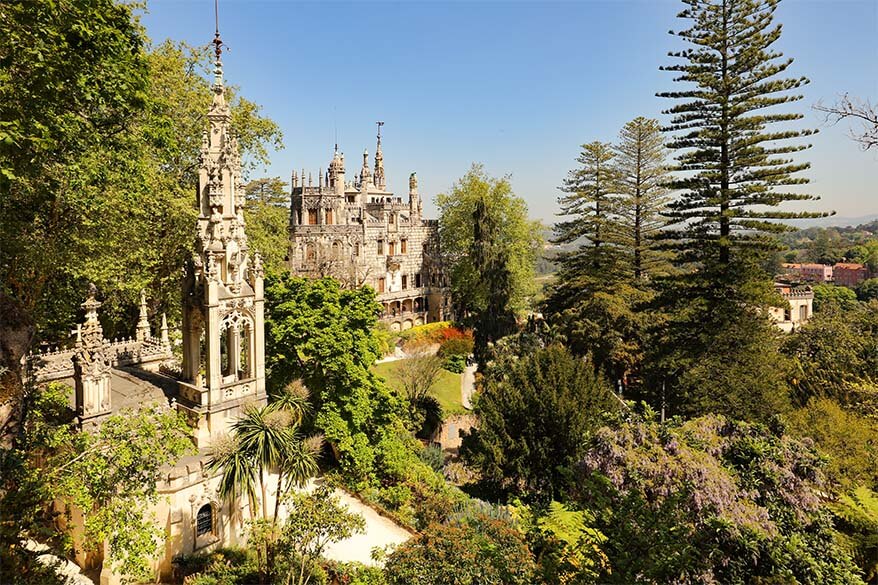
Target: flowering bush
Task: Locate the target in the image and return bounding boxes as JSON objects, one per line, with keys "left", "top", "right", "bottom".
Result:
{"left": 577, "top": 412, "right": 865, "bottom": 584}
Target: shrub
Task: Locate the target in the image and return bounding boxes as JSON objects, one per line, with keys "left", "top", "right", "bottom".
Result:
{"left": 442, "top": 355, "right": 466, "bottom": 374}
{"left": 323, "top": 561, "right": 387, "bottom": 585}
{"left": 172, "top": 548, "right": 259, "bottom": 585}
{"left": 383, "top": 514, "right": 536, "bottom": 585}
{"left": 437, "top": 336, "right": 474, "bottom": 359}
{"left": 419, "top": 444, "right": 445, "bottom": 473}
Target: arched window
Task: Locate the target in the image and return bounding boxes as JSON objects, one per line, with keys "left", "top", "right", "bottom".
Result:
{"left": 332, "top": 241, "right": 341, "bottom": 259}
{"left": 196, "top": 504, "right": 213, "bottom": 537}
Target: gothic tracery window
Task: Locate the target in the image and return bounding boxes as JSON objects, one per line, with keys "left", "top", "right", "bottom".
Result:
{"left": 196, "top": 504, "right": 213, "bottom": 537}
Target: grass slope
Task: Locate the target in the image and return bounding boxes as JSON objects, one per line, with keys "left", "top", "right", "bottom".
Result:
{"left": 372, "top": 360, "right": 466, "bottom": 415}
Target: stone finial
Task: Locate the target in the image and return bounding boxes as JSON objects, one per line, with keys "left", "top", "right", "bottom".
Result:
{"left": 409, "top": 172, "right": 418, "bottom": 195}
{"left": 160, "top": 313, "right": 170, "bottom": 351}
{"left": 360, "top": 149, "right": 372, "bottom": 188}
{"left": 136, "top": 290, "right": 150, "bottom": 341}
{"left": 80, "top": 284, "right": 104, "bottom": 347}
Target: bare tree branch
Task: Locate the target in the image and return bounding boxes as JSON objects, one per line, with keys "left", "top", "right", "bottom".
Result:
{"left": 815, "top": 93, "right": 878, "bottom": 151}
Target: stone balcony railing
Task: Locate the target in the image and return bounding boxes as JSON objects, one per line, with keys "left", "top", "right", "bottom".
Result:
{"left": 376, "top": 286, "right": 444, "bottom": 303}
{"left": 781, "top": 289, "right": 814, "bottom": 300}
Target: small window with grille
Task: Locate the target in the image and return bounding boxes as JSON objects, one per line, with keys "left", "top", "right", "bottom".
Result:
{"left": 196, "top": 504, "right": 213, "bottom": 537}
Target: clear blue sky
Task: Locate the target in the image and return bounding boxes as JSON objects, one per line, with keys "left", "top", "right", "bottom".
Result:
{"left": 141, "top": 0, "right": 878, "bottom": 224}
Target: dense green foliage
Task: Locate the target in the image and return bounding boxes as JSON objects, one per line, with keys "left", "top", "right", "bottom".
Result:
{"left": 383, "top": 515, "right": 535, "bottom": 585}
{"left": 515, "top": 500, "right": 609, "bottom": 584}
{"left": 436, "top": 165, "right": 542, "bottom": 363}
{"left": 461, "top": 344, "right": 617, "bottom": 501}
{"left": 657, "top": 304, "right": 793, "bottom": 422}
{"left": 787, "top": 399, "right": 878, "bottom": 491}
{"left": 264, "top": 273, "right": 401, "bottom": 480}
{"left": 0, "top": 9, "right": 281, "bottom": 442}
{"left": 0, "top": 384, "right": 192, "bottom": 582}
{"left": 244, "top": 177, "right": 291, "bottom": 274}
{"left": 255, "top": 486, "right": 366, "bottom": 585}
{"left": 832, "top": 487, "right": 878, "bottom": 584}
{"left": 813, "top": 283, "right": 860, "bottom": 311}
{"left": 782, "top": 301, "right": 878, "bottom": 408}
{"left": 780, "top": 222, "right": 878, "bottom": 268}
{"left": 544, "top": 118, "right": 670, "bottom": 389}
{"left": 578, "top": 412, "right": 864, "bottom": 584}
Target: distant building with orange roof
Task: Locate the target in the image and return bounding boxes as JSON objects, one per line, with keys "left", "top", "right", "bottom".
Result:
{"left": 833, "top": 263, "right": 870, "bottom": 288}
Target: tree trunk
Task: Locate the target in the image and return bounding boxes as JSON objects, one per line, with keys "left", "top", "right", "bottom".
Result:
{"left": 0, "top": 292, "right": 35, "bottom": 448}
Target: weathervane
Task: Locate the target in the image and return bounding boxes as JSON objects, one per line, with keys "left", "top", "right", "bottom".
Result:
{"left": 212, "top": 0, "right": 224, "bottom": 61}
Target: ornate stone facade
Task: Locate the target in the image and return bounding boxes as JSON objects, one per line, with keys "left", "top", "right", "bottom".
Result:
{"left": 287, "top": 123, "right": 451, "bottom": 331}
{"left": 177, "top": 43, "right": 267, "bottom": 447}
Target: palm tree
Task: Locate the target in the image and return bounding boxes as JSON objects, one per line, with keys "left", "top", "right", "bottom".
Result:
{"left": 207, "top": 435, "right": 258, "bottom": 530}
{"left": 267, "top": 380, "right": 312, "bottom": 423}
{"left": 210, "top": 382, "right": 322, "bottom": 524}
{"left": 233, "top": 406, "right": 297, "bottom": 520}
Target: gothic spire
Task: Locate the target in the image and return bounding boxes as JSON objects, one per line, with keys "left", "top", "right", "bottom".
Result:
{"left": 360, "top": 149, "right": 373, "bottom": 188}
{"left": 374, "top": 121, "right": 385, "bottom": 190}
{"left": 211, "top": 0, "right": 226, "bottom": 107}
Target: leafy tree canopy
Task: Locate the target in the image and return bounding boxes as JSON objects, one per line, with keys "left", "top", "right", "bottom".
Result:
{"left": 0, "top": 383, "right": 193, "bottom": 582}
{"left": 383, "top": 514, "right": 536, "bottom": 585}
{"left": 436, "top": 164, "right": 543, "bottom": 320}
{"left": 264, "top": 273, "right": 402, "bottom": 480}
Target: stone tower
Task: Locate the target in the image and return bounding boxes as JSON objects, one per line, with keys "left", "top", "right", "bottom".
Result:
{"left": 178, "top": 32, "right": 266, "bottom": 446}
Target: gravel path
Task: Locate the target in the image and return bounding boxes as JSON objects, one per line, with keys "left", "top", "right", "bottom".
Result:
{"left": 322, "top": 489, "right": 413, "bottom": 566}
{"left": 461, "top": 363, "right": 477, "bottom": 410}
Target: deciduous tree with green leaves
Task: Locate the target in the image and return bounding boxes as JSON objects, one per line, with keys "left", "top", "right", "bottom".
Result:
{"left": 436, "top": 165, "right": 542, "bottom": 363}
{"left": 244, "top": 177, "right": 291, "bottom": 273}
{"left": 0, "top": 383, "right": 193, "bottom": 583}
{"left": 271, "top": 485, "right": 366, "bottom": 585}
{"left": 264, "top": 273, "right": 402, "bottom": 481}
{"left": 0, "top": 24, "right": 282, "bottom": 439}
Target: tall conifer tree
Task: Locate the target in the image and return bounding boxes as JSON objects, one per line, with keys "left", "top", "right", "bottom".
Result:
{"left": 658, "top": 0, "right": 823, "bottom": 277}
{"left": 614, "top": 117, "right": 672, "bottom": 281}
{"left": 545, "top": 141, "right": 649, "bottom": 388}
{"left": 646, "top": 0, "right": 820, "bottom": 417}
{"left": 551, "top": 142, "right": 623, "bottom": 301}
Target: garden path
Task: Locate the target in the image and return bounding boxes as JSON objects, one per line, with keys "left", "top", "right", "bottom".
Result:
{"left": 322, "top": 489, "right": 413, "bottom": 567}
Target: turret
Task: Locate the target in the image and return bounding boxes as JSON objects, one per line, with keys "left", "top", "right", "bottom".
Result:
{"left": 409, "top": 172, "right": 422, "bottom": 217}
{"left": 359, "top": 149, "right": 373, "bottom": 189}
{"left": 328, "top": 145, "right": 345, "bottom": 195}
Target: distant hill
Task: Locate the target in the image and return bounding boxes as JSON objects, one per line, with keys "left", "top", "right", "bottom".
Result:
{"left": 786, "top": 214, "right": 878, "bottom": 229}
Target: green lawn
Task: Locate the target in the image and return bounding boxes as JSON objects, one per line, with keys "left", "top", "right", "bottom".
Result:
{"left": 372, "top": 360, "right": 466, "bottom": 415}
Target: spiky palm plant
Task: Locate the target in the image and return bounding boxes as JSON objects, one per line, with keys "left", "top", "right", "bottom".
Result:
{"left": 207, "top": 435, "right": 258, "bottom": 528}
{"left": 233, "top": 406, "right": 297, "bottom": 520}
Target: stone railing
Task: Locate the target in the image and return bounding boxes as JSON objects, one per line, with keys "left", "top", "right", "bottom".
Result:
{"left": 26, "top": 335, "right": 172, "bottom": 384}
